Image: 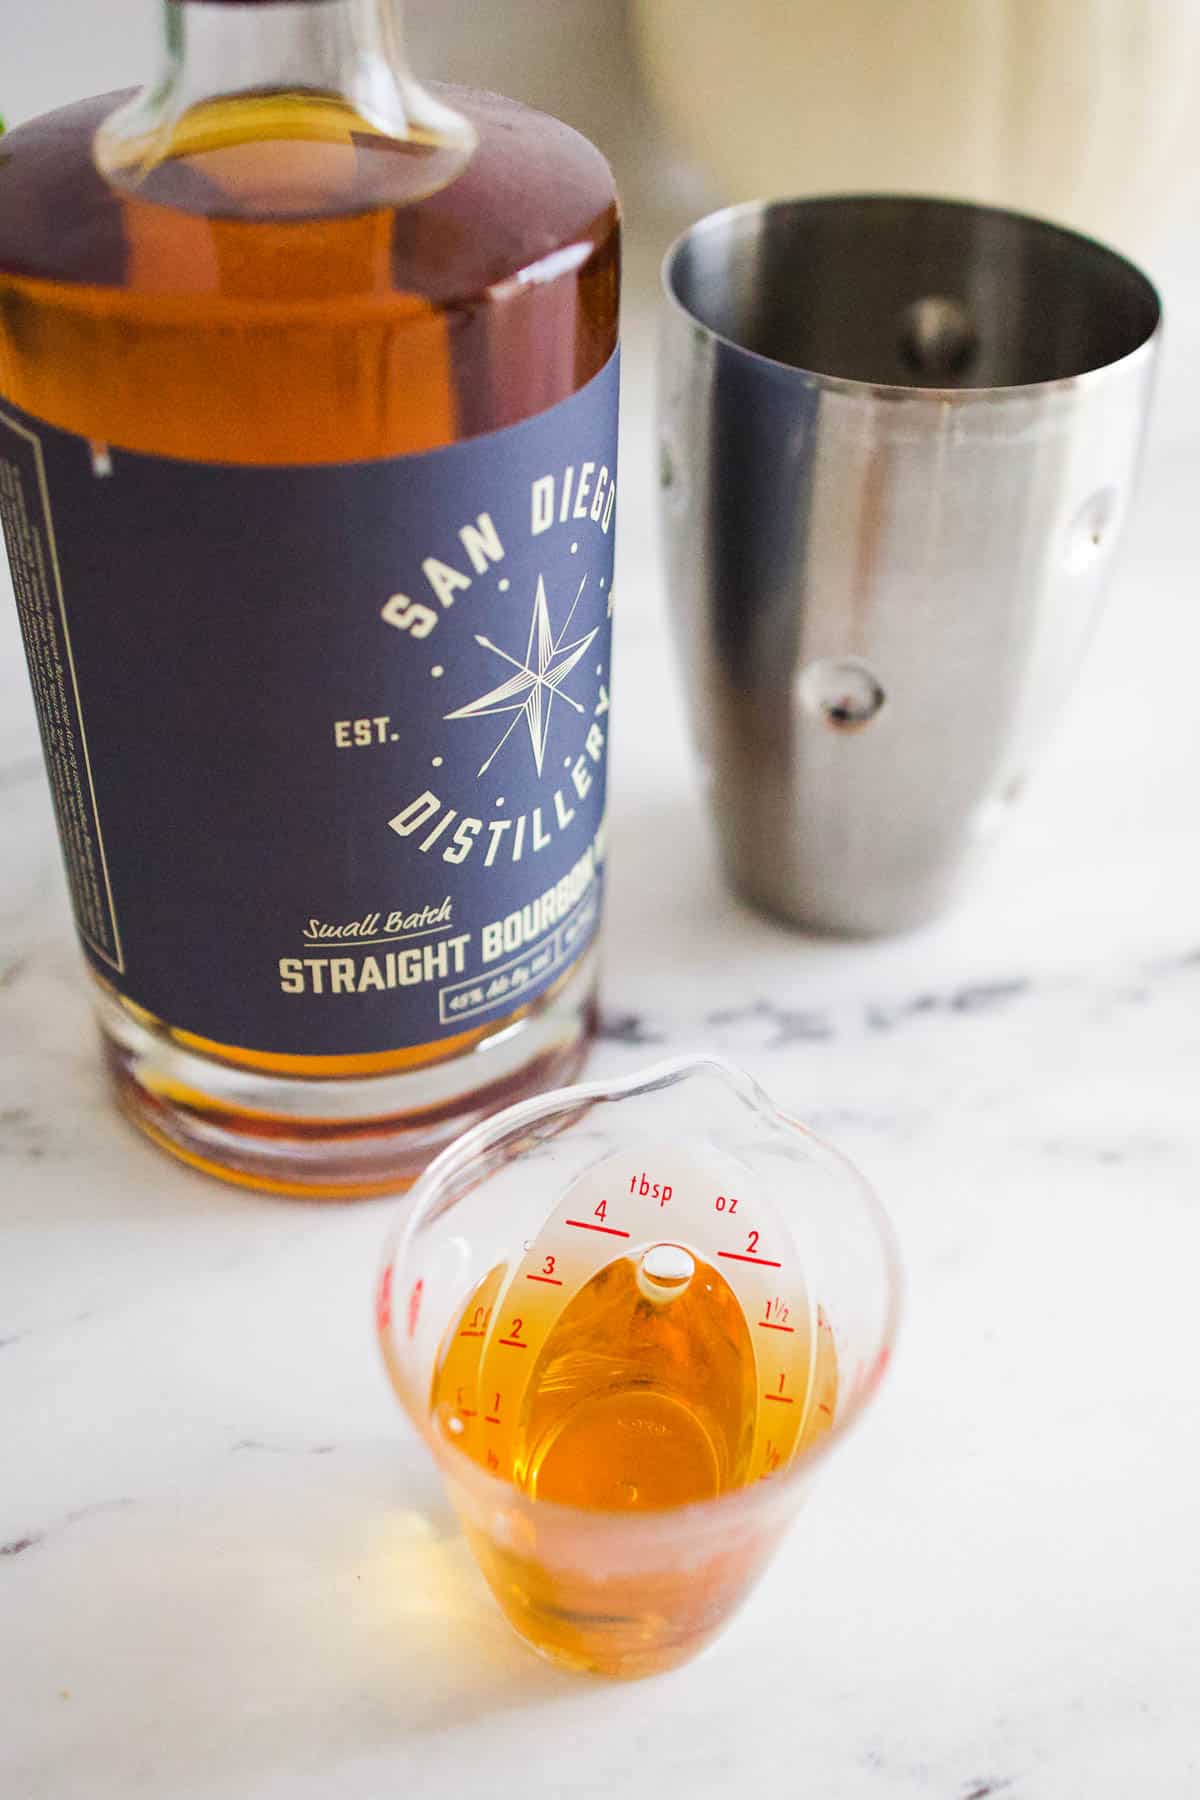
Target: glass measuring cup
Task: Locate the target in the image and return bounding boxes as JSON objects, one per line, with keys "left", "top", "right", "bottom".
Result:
{"left": 377, "top": 1056, "right": 901, "bottom": 1679}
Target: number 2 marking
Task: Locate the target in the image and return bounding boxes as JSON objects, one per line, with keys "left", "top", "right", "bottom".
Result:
{"left": 746, "top": 1230, "right": 760, "bottom": 1255}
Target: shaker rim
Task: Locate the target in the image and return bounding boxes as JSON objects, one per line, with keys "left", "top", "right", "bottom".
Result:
{"left": 661, "top": 191, "right": 1163, "bottom": 403}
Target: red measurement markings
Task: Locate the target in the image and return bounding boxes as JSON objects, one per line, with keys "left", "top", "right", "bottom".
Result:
{"left": 485, "top": 1413, "right": 502, "bottom": 1424}
{"left": 499, "top": 1318, "right": 528, "bottom": 1349}
{"left": 499, "top": 1337, "right": 528, "bottom": 1348}
{"left": 763, "top": 1391, "right": 795, "bottom": 1404}
{"left": 817, "top": 1403, "right": 833, "bottom": 1417}
{"left": 758, "top": 1320, "right": 795, "bottom": 1332}
{"left": 458, "top": 1329, "right": 486, "bottom": 1338}
{"left": 719, "top": 1250, "right": 782, "bottom": 1268}
{"left": 375, "top": 1266, "right": 393, "bottom": 1333}
{"left": 566, "top": 1219, "right": 631, "bottom": 1238}
{"left": 457, "top": 1408, "right": 478, "bottom": 1418}
{"left": 525, "top": 1274, "right": 563, "bottom": 1285}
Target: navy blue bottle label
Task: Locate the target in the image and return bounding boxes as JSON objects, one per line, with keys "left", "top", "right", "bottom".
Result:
{"left": 0, "top": 351, "right": 618, "bottom": 1055}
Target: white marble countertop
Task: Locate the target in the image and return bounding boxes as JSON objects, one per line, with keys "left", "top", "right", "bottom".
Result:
{"left": 3, "top": 215, "right": 1199, "bottom": 1798}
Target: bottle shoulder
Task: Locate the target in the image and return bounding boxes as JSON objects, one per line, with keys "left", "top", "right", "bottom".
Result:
{"left": 0, "top": 94, "right": 130, "bottom": 289}
{"left": 392, "top": 84, "right": 620, "bottom": 307}
{"left": 0, "top": 84, "right": 619, "bottom": 301}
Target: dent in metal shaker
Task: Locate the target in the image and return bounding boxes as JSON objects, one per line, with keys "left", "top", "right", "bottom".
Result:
{"left": 659, "top": 195, "right": 1161, "bottom": 934}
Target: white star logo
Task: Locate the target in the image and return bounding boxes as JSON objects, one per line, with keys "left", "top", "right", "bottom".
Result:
{"left": 444, "top": 574, "right": 597, "bottom": 778}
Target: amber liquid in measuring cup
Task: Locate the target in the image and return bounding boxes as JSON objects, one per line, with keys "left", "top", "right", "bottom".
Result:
{"left": 429, "top": 1241, "right": 838, "bottom": 1676}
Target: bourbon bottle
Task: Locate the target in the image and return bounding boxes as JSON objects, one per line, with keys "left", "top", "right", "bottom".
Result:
{"left": 0, "top": 0, "right": 620, "bottom": 1196}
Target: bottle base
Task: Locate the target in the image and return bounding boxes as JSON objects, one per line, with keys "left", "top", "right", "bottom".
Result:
{"left": 93, "top": 953, "right": 599, "bottom": 1200}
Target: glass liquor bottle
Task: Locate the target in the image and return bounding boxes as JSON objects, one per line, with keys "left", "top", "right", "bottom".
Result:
{"left": 0, "top": 0, "right": 621, "bottom": 1197}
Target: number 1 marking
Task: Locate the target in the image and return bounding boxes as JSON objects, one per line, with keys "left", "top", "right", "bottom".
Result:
{"left": 375, "top": 1266, "right": 393, "bottom": 1333}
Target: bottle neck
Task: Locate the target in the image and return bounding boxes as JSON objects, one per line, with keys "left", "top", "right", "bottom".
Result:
{"left": 160, "top": 0, "right": 415, "bottom": 125}
{"left": 95, "top": 0, "right": 475, "bottom": 217}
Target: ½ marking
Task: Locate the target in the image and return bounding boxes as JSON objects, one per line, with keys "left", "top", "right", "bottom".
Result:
{"left": 525, "top": 1274, "right": 563, "bottom": 1286}
{"left": 757, "top": 1320, "right": 795, "bottom": 1332}
{"left": 566, "top": 1219, "right": 631, "bottom": 1239}
{"left": 718, "top": 1250, "right": 783, "bottom": 1268}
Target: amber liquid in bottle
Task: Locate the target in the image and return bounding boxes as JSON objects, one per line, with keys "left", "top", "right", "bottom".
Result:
{"left": 0, "top": 60, "right": 620, "bottom": 1196}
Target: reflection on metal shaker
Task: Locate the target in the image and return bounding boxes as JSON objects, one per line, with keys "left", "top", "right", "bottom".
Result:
{"left": 659, "top": 195, "right": 1161, "bottom": 934}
